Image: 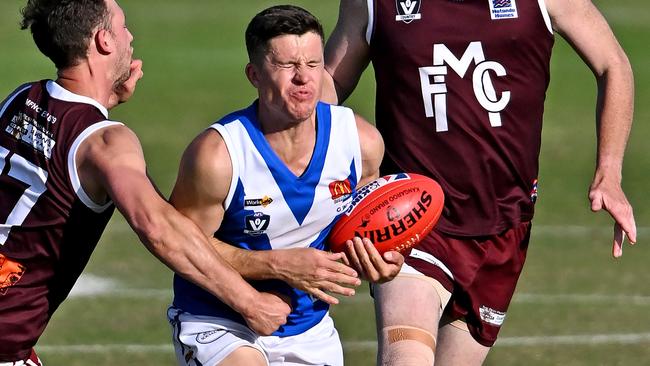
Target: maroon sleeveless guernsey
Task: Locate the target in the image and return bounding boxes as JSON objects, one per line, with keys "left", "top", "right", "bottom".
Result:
{"left": 0, "top": 80, "right": 117, "bottom": 361}
{"left": 369, "top": 0, "right": 554, "bottom": 236}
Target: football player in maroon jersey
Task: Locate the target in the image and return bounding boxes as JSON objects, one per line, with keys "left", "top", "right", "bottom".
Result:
{"left": 0, "top": 1, "right": 289, "bottom": 364}
{"left": 324, "top": 0, "right": 636, "bottom": 364}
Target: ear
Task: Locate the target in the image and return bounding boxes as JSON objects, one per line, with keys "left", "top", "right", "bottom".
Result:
{"left": 245, "top": 63, "right": 260, "bottom": 88}
{"left": 94, "top": 28, "right": 114, "bottom": 56}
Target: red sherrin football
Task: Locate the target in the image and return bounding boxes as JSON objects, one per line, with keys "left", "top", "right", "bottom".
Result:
{"left": 329, "top": 173, "right": 444, "bottom": 254}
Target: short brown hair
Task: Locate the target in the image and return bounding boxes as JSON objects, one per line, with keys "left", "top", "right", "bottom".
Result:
{"left": 245, "top": 5, "right": 325, "bottom": 65}
{"left": 20, "top": 0, "right": 111, "bottom": 69}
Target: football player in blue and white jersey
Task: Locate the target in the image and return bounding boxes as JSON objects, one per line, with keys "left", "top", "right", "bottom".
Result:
{"left": 166, "top": 5, "right": 404, "bottom": 366}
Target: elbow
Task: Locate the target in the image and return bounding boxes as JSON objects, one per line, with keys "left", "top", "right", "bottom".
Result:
{"left": 131, "top": 213, "right": 169, "bottom": 253}
{"left": 598, "top": 49, "right": 633, "bottom": 81}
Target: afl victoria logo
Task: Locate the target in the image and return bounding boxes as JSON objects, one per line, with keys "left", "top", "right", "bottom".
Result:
{"left": 395, "top": 0, "right": 421, "bottom": 23}
{"left": 244, "top": 212, "right": 270, "bottom": 236}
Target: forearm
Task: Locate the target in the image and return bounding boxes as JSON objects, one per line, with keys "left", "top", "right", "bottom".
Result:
{"left": 134, "top": 205, "right": 260, "bottom": 314}
{"left": 594, "top": 59, "right": 634, "bottom": 178}
{"left": 211, "top": 239, "right": 286, "bottom": 281}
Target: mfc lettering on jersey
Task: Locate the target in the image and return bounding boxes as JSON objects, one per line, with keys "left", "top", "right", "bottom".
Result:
{"left": 370, "top": 0, "right": 553, "bottom": 236}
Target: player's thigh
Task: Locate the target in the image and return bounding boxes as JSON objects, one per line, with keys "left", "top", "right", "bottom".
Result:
{"left": 260, "top": 313, "right": 343, "bottom": 366}
{"left": 218, "top": 346, "right": 266, "bottom": 366}
{"left": 374, "top": 269, "right": 448, "bottom": 331}
{"left": 374, "top": 267, "right": 451, "bottom": 365}
{"left": 435, "top": 321, "right": 490, "bottom": 366}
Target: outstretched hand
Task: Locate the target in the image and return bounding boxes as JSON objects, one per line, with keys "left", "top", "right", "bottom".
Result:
{"left": 108, "top": 59, "right": 144, "bottom": 109}
{"left": 342, "top": 237, "right": 404, "bottom": 283}
{"left": 274, "top": 248, "right": 361, "bottom": 305}
{"left": 589, "top": 176, "right": 637, "bottom": 258}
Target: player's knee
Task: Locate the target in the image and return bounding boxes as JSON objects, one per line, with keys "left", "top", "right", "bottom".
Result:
{"left": 380, "top": 325, "right": 435, "bottom": 366}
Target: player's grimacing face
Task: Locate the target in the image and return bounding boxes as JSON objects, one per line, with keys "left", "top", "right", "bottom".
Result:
{"left": 257, "top": 32, "right": 324, "bottom": 123}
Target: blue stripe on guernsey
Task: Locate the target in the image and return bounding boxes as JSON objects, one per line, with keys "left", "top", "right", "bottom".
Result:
{"left": 173, "top": 100, "right": 362, "bottom": 337}
{"left": 240, "top": 103, "right": 331, "bottom": 225}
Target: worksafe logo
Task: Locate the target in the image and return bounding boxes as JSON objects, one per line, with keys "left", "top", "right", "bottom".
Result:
{"left": 395, "top": 0, "right": 421, "bottom": 23}
{"left": 244, "top": 195, "right": 273, "bottom": 208}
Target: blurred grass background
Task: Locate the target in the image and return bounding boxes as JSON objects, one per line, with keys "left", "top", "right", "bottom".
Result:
{"left": 0, "top": 0, "right": 648, "bottom": 365}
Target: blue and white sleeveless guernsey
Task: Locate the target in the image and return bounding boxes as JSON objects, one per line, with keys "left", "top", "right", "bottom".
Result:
{"left": 172, "top": 100, "right": 363, "bottom": 337}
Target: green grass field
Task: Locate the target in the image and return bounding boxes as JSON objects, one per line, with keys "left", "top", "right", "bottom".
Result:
{"left": 1, "top": 1, "right": 648, "bottom": 365}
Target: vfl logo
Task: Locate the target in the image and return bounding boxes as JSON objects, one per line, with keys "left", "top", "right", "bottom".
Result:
{"left": 329, "top": 179, "right": 352, "bottom": 201}
{"left": 244, "top": 195, "right": 273, "bottom": 208}
{"left": 488, "top": 0, "right": 518, "bottom": 19}
{"left": 395, "top": 0, "right": 421, "bottom": 23}
{"left": 244, "top": 212, "right": 270, "bottom": 236}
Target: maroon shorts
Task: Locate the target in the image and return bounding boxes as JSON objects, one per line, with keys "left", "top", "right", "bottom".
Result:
{"left": 405, "top": 221, "right": 532, "bottom": 347}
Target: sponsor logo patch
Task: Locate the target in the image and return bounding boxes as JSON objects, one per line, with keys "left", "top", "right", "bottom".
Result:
{"left": 479, "top": 305, "right": 506, "bottom": 326}
{"left": 244, "top": 195, "right": 273, "bottom": 208}
{"left": 5, "top": 112, "right": 56, "bottom": 159}
{"left": 488, "top": 0, "right": 518, "bottom": 20}
{"left": 196, "top": 329, "right": 225, "bottom": 344}
{"left": 329, "top": 179, "right": 352, "bottom": 202}
{"left": 244, "top": 212, "right": 270, "bottom": 236}
{"left": 0, "top": 254, "right": 26, "bottom": 295}
{"left": 395, "top": 0, "right": 422, "bottom": 23}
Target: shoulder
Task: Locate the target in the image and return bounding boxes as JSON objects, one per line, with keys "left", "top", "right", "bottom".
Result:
{"left": 84, "top": 124, "right": 139, "bottom": 151}
{"left": 355, "top": 114, "right": 383, "bottom": 154}
{"left": 77, "top": 124, "right": 144, "bottom": 172}
{"left": 178, "top": 128, "right": 233, "bottom": 195}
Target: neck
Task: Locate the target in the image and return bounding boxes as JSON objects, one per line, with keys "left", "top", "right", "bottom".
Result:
{"left": 256, "top": 104, "right": 317, "bottom": 176}
{"left": 56, "top": 61, "right": 113, "bottom": 109}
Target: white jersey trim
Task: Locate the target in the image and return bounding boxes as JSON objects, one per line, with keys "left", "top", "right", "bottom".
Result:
{"left": 331, "top": 107, "right": 363, "bottom": 184}
{"left": 209, "top": 123, "right": 239, "bottom": 210}
{"left": 47, "top": 80, "right": 109, "bottom": 118}
{"left": 537, "top": 0, "right": 553, "bottom": 34}
{"left": 365, "top": 0, "right": 375, "bottom": 45}
{"left": 67, "top": 121, "right": 123, "bottom": 212}
{"left": 0, "top": 84, "right": 32, "bottom": 119}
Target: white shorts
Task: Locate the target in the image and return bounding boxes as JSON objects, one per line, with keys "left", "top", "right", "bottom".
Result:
{"left": 167, "top": 307, "right": 343, "bottom": 366}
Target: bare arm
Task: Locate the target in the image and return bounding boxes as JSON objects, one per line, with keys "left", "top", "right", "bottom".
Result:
{"left": 169, "top": 129, "right": 361, "bottom": 305}
{"left": 323, "top": 0, "right": 372, "bottom": 104}
{"left": 547, "top": 0, "right": 636, "bottom": 257}
{"left": 77, "top": 125, "right": 289, "bottom": 335}
{"left": 343, "top": 115, "right": 404, "bottom": 282}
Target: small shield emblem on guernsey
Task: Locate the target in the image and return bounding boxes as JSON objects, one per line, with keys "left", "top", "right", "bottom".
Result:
{"left": 395, "top": 0, "right": 422, "bottom": 23}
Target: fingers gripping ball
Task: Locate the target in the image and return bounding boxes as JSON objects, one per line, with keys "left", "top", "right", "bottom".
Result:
{"left": 329, "top": 173, "right": 444, "bottom": 254}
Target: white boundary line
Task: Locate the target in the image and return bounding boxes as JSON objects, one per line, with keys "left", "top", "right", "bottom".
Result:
{"left": 35, "top": 332, "right": 650, "bottom": 354}
{"left": 70, "top": 275, "right": 650, "bottom": 305}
